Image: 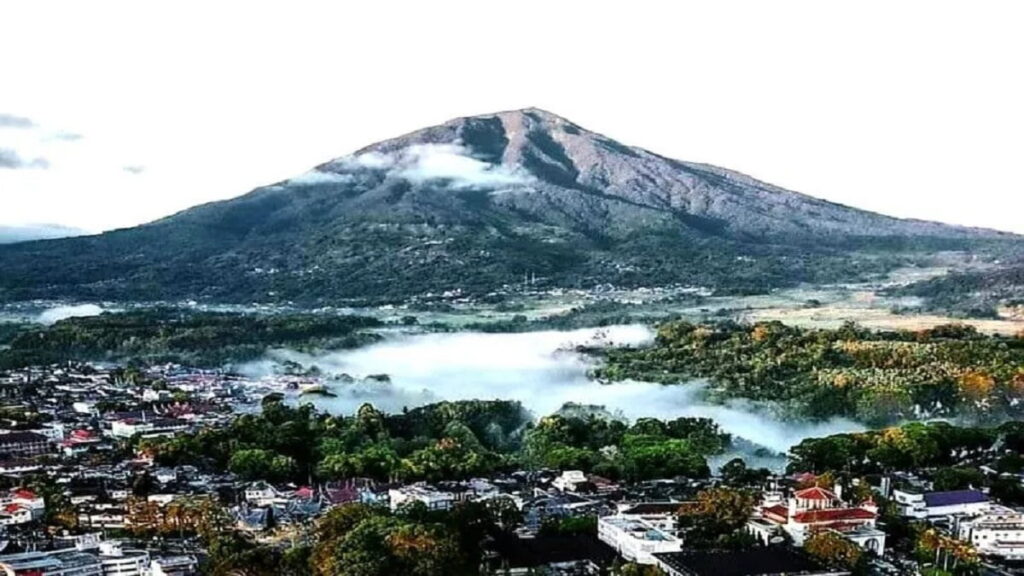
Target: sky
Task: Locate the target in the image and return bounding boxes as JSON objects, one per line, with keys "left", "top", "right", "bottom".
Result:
{"left": 1, "top": 1, "right": 1022, "bottom": 234}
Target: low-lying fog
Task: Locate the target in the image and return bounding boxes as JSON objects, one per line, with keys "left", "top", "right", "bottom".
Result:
{"left": 239, "top": 326, "right": 863, "bottom": 453}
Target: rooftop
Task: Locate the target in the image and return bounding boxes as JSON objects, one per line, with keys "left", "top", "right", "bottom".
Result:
{"left": 653, "top": 548, "right": 840, "bottom": 576}
{"left": 924, "top": 490, "right": 988, "bottom": 507}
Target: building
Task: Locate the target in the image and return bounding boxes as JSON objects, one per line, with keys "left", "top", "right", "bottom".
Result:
{"left": 243, "top": 481, "right": 279, "bottom": 506}
{"left": 597, "top": 515, "right": 682, "bottom": 565}
{"left": 653, "top": 548, "right": 849, "bottom": 576}
{"left": 388, "top": 484, "right": 456, "bottom": 511}
{"left": 750, "top": 486, "right": 885, "bottom": 556}
{"left": 0, "top": 431, "right": 50, "bottom": 457}
{"left": 893, "top": 489, "right": 990, "bottom": 518}
{"left": 615, "top": 502, "right": 681, "bottom": 534}
{"left": 0, "top": 549, "right": 103, "bottom": 576}
{"left": 956, "top": 505, "right": 1024, "bottom": 560}
{"left": 0, "top": 488, "right": 45, "bottom": 525}
{"left": 552, "top": 470, "right": 589, "bottom": 493}
{"left": 109, "top": 417, "right": 188, "bottom": 439}
{"left": 150, "top": 556, "right": 198, "bottom": 576}
{"left": 97, "top": 542, "right": 150, "bottom": 576}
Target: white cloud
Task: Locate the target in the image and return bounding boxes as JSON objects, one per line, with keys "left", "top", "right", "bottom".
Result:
{"left": 37, "top": 304, "right": 104, "bottom": 325}
{"left": 395, "top": 144, "right": 532, "bottom": 189}
{"left": 239, "top": 326, "right": 863, "bottom": 453}
{"left": 286, "top": 169, "right": 354, "bottom": 186}
{"left": 330, "top": 144, "right": 532, "bottom": 190}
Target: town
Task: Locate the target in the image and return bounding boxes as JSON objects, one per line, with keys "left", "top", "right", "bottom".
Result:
{"left": 0, "top": 361, "right": 1021, "bottom": 576}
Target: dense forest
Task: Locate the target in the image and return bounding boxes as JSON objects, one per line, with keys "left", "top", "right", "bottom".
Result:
{"left": 788, "top": 420, "right": 1024, "bottom": 506}
{"left": 0, "top": 309, "right": 382, "bottom": 369}
{"left": 892, "top": 264, "right": 1024, "bottom": 318}
{"left": 140, "top": 397, "right": 731, "bottom": 485}
{"left": 595, "top": 320, "right": 1024, "bottom": 425}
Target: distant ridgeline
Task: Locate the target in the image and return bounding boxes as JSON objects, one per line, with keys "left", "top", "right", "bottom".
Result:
{"left": 595, "top": 320, "right": 1024, "bottom": 426}
{"left": 0, "top": 309, "right": 382, "bottom": 369}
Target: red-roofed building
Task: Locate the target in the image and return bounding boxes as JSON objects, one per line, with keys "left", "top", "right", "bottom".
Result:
{"left": 0, "top": 487, "right": 44, "bottom": 525}
{"left": 748, "top": 484, "right": 885, "bottom": 556}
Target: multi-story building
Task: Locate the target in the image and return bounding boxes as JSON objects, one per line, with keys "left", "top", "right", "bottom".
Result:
{"left": 597, "top": 515, "right": 683, "bottom": 565}
{"left": 0, "top": 549, "right": 103, "bottom": 576}
{"left": 893, "top": 489, "right": 990, "bottom": 519}
{"left": 0, "top": 432, "right": 50, "bottom": 457}
{"left": 750, "top": 486, "right": 885, "bottom": 556}
{"left": 389, "top": 483, "right": 456, "bottom": 511}
{"left": 150, "top": 555, "right": 198, "bottom": 576}
{"left": 97, "top": 543, "right": 150, "bottom": 576}
{"left": 0, "top": 488, "right": 45, "bottom": 525}
{"left": 956, "top": 505, "right": 1024, "bottom": 560}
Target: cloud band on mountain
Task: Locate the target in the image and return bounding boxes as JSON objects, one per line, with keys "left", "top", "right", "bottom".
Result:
{"left": 329, "top": 143, "right": 533, "bottom": 189}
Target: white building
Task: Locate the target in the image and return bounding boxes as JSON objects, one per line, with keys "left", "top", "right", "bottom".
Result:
{"left": 615, "top": 502, "right": 680, "bottom": 534}
{"left": 598, "top": 515, "right": 683, "bottom": 565}
{"left": 150, "top": 555, "right": 198, "bottom": 576}
{"left": 956, "top": 505, "right": 1024, "bottom": 560}
{"left": 388, "top": 484, "right": 455, "bottom": 511}
{"left": 0, "top": 549, "right": 103, "bottom": 576}
{"left": 893, "top": 489, "right": 990, "bottom": 519}
{"left": 97, "top": 542, "right": 150, "bottom": 576}
{"left": 0, "top": 488, "right": 45, "bottom": 525}
{"left": 110, "top": 418, "right": 188, "bottom": 439}
{"left": 243, "top": 482, "right": 279, "bottom": 506}
{"left": 751, "top": 486, "right": 885, "bottom": 556}
{"left": 552, "top": 470, "right": 588, "bottom": 493}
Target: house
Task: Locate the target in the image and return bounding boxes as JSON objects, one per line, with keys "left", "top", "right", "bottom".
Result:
{"left": 151, "top": 555, "right": 199, "bottom": 576}
{"left": 78, "top": 507, "right": 128, "bottom": 530}
{"left": 653, "top": 548, "right": 849, "bottom": 576}
{"left": 244, "top": 481, "right": 279, "bottom": 506}
{"left": 956, "top": 505, "right": 1024, "bottom": 560}
{"left": 552, "top": 470, "right": 589, "bottom": 493}
{"left": 750, "top": 486, "right": 885, "bottom": 556}
{"left": 389, "top": 483, "right": 456, "bottom": 511}
{"left": 0, "top": 459, "right": 41, "bottom": 475}
{"left": 110, "top": 417, "right": 188, "bottom": 439}
{"left": 0, "top": 488, "right": 45, "bottom": 525}
{"left": 0, "top": 431, "right": 50, "bottom": 457}
{"left": 97, "top": 542, "right": 151, "bottom": 576}
{"left": 597, "top": 515, "right": 683, "bottom": 564}
{"left": 893, "top": 489, "right": 990, "bottom": 518}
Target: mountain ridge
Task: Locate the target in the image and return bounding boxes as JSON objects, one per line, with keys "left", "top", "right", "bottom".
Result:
{"left": 0, "top": 108, "right": 1017, "bottom": 304}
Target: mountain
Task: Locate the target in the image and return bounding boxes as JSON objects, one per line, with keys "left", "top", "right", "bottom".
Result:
{"left": 0, "top": 108, "right": 1017, "bottom": 304}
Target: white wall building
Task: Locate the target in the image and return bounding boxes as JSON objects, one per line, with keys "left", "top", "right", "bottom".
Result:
{"left": 893, "top": 489, "right": 990, "bottom": 519}
{"left": 97, "top": 542, "right": 150, "bottom": 576}
{"left": 0, "top": 549, "right": 103, "bottom": 576}
{"left": 598, "top": 516, "right": 682, "bottom": 565}
{"left": 752, "top": 486, "right": 885, "bottom": 556}
{"left": 552, "top": 470, "right": 588, "bottom": 492}
{"left": 388, "top": 484, "right": 455, "bottom": 511}
{"left": 956, "top": 505, "right": 1024, "bottom": 560}
{"left": 0, "top": 488, "right": 45, "bottom": 525}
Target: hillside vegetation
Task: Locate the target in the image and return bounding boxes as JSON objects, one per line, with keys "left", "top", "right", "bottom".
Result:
{"left": 595, "top": 320, "right": 1024, "bottom": 425}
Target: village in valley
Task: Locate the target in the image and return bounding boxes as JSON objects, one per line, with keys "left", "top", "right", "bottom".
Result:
{"left": 0, "top": 359, "right": 1021, "bottom": 576}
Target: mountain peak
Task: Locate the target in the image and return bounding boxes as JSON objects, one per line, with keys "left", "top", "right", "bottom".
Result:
{"left": 0, "top": 110, "right": 1014, "bottom": 304}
